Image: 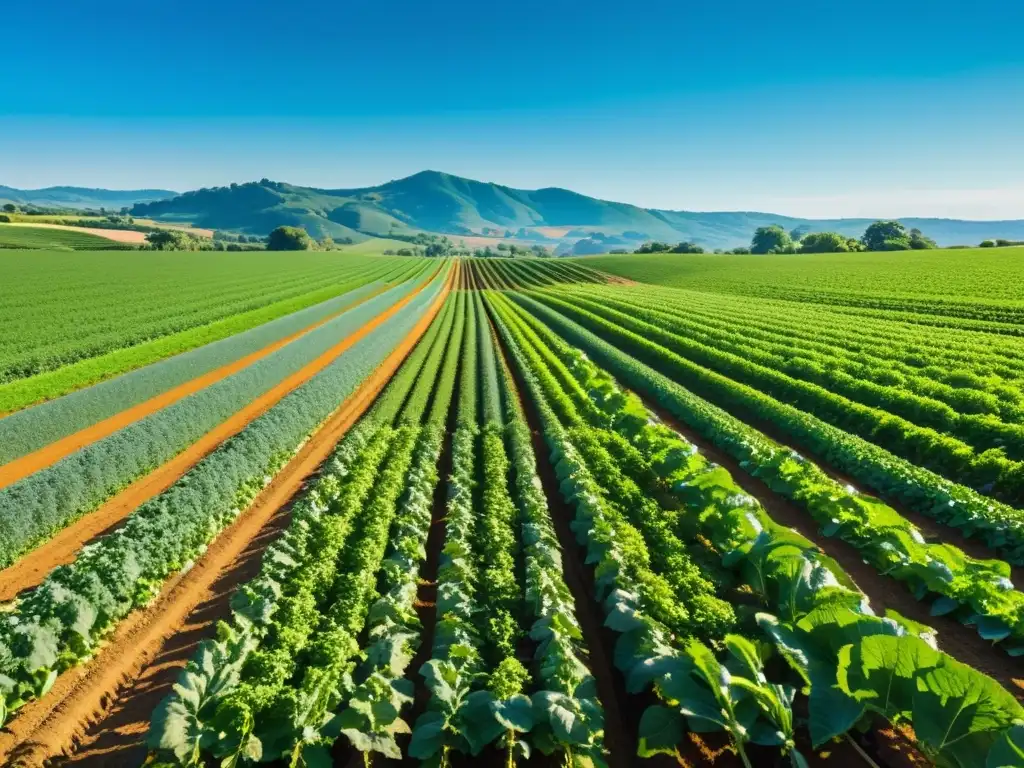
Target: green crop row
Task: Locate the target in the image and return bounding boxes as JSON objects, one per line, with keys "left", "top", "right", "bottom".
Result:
{"left": 485, "top": 290, "right": 1024, "bottom": 766}
{"left": 514, "top": 290, "right": 1024, "bottom": 565}
{"left": 532, "top": 287, "right": 1024, "bottom": 505}
{"left": 565, "top": 284, "right": 1024, "bottom": 446}
{"left": 0, "top": 272, "right": 387, "bottom": 464}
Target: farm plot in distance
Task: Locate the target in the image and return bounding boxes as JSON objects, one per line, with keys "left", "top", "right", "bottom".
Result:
{"left": 0, "top": 252, "right": 1022, "bottom": 768}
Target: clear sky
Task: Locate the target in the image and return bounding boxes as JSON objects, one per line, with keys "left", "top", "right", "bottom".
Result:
{"left": 2, "top": 0, "right": 1023, "bottom": 219}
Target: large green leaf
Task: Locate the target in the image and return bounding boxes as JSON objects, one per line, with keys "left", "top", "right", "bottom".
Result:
{"left": 914, "top": 657, "right": 1024, "bottom": 768}
{"left": 492, "top": 694, "right": 534, "bottom": 733}
{"left": 756, "top": 613, "right": 865, "bottom": 747}
{"left": 408, "top": 711, "right": 446, "bottom": 759}
{"left": 837, "top": 633, "right": 940, "bottom": 722}
{"left": 459, "top": 690, "right": 505, "bottom": 755}
{"left": 637, "top": 705, "right": 684, "bottom": 757}
{"left": 987, "top": 724, "right": 1024, "bottom": 768}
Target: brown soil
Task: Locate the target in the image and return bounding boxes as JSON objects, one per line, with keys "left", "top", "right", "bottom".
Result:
{"left": 1, "top": 264, "right": 457, "bottom": 768}
{"left": 642, "top": 399, "right": 1024, "bottom": 701}
{"left": 0, "top": 284, "right": 388, "bottom": 491}
{"left": 0, "top": 280, "right": 430, "bottom": 602}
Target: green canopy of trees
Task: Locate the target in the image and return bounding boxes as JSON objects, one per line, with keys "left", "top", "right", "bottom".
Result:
{"left": 267, "top": 226, "right": 315, "bottom": 251}
{"left": 798, "top": 232, "right": 862, "bottom": 253}
{"left": 750, "top": 225, "right": 794, "bottom": 254}
{"left": 635, "top": 240, "right": 705, "bottom": 254}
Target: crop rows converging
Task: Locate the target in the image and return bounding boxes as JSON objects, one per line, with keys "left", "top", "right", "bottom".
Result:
{"left": 1, "top": 255, "right": 1022, "bottom": 768}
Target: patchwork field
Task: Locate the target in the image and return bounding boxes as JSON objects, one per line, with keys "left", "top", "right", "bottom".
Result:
{"left": 0, "top": 223, "right": 138, "bottom": 250}
{"left": 0, "top": 252, "right": 1022, "bottom": 768}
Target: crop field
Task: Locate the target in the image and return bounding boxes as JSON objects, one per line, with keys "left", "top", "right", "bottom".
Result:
{"left": 0, "top": 253, "right": 1022, "bottom": 768}
{"left": 580, "top": 248, "right": 1024, "bottom": 324}
{"left": 0, "top": 223, "right": 138, "bottom": 250}
{"left": 0, "top": 251, "right": 425, "bottom": 411}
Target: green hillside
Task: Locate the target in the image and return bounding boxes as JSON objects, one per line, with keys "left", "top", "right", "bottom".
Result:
{"left": 129, "top": 170, "right": 1024, "bottom": 249}
{"left": 0, "top": 185, "right": 176, "bottom": 210}
{"left": 0, "top": 225, "right": 135, "bottom": 250}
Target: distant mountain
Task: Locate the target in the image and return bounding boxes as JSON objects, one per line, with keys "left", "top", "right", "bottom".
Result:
{"left": 0, "top": 185, "right": 178, "bottom": 211}
{"left": 130, "top": 171, "right": 1024, "bottom": 249}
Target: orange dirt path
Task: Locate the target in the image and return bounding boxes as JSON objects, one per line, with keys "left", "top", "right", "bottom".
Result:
{"left": 0, "top": 262, "right": 456, "bottom": 767}
{"left": 0, "top": 285, "right": 388, "bottom": 491}
{"left": 0, "top": 272, "right": 440, "bottom": 602}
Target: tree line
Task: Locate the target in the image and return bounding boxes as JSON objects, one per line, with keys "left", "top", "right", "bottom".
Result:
{"left": 632, "top": 220, "right": 950, "bottom": 256}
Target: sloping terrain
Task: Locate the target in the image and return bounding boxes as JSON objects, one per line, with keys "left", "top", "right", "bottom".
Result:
{"left": 0, "top": 186, "right": 176, "bottom": 210}
{"left": 129, "top": 170, "right": 1024, "bottom": 248}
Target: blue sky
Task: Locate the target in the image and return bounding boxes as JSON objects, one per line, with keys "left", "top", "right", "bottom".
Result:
{"left": 2, "top": 0, "right": 1023, "bottom": 218}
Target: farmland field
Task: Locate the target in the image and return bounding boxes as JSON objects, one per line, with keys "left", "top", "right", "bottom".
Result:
{"left": 0, "top": 250, "right": 424, "bottom": 411}
{"left": 0, "top": 223, "right": 138, "bottom": 250}
{"left": 1, "top": 253, "right": 1023, "bottom": 768}
{"left": 579, "top": 247, "right": 1024, "bottom": 324}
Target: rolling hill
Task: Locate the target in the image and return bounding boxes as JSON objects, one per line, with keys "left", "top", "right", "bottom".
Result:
{"left": 130, "top": 171, "right": 1024, "bottom": 249}
{"left": 0, "top": 186, "right": 177, "bottom": 211}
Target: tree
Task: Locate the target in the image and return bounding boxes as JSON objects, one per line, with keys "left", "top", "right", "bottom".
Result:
{"left": 145, "top": 230, "right": 210, "bottom": 251}
{"left": 798, "top": 231, "right": 853, "bottom": 253}
{"left": 750, "top": 225, "right": 793, "bottom": 254}
{"left": 908, "top": 228, "right": 937, "bottom": 250}
{"left": 2, "top": 204, "right": 16, "bottom": 213}
{"left": 635, "top": 241, "right": 673, "bottom": 254}
{"left": 670, "top": 241, "right": 705, "bottom": 253}
{"left": 789, "top": 224, "right": 811, "bottom": 242}
{"left": 267, "top": 226, "right": 314, "bottom": 251}
{"left": 861, "top": 220, "right": 909, "bottom": 251}
{"left": 731, "top": 246, "right": 751, "bottom": 254}
{"left": 980, "top": 240, "right": 996, "bottom": 248}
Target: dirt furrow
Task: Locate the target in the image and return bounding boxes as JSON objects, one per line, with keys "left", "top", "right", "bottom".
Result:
{"left": 0, "top": 264, "right": 456, "bottom": 768}
{"left": 0, "top": 284, "right": 388, "bottom": 490}
{"left": 0, "top": 274, "right": 438, "bottom": 602}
